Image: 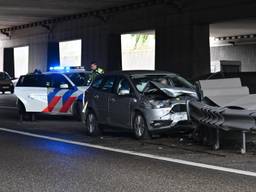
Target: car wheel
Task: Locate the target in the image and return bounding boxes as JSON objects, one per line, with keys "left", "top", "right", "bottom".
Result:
{"left": 2, "top": 91, "right": 4, "bottom": 94}
{"left": 133, "top": 113, "right": 151, "bottom": 140}
{"left": 85, "top": 111, "right": 101, "bottom": 136}
{"left": 17, "top": 101, "right": 34, "bottom": 121}
{"left": 17, "top": 101, "right": 26, "bottom": 121}
{"left": 11, "top": 89, "right": 14, "bottom": 94}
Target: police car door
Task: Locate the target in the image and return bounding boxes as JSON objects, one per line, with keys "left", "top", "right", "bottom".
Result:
{"left": 15, "top": 74, "right": 48, "bottom": 112}
{"left": 43, "top": 73, "right": 75, "bottom": 114}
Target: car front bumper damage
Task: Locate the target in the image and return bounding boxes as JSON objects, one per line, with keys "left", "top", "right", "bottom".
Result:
{"left": 143, "top": 102, "right": 191, "bottom": 131}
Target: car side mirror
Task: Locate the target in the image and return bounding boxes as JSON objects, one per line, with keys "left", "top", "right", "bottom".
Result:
{"left": 60, "top": 83, "right": 69, "bottom": 89}
{"left": 118, "top": 89, "right": 130, "bottom": 96}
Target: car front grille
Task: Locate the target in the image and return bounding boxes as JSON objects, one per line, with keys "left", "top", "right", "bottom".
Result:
{"left": 171, "top": 104, "right": 187, "bottom": 113}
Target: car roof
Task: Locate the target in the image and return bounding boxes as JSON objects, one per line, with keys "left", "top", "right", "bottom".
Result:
{"left": 104, "top": 70, "right": 177, "bottom": 77}
{"left": 45, "top": 70, "right": 91, "bottom": 75}
{"left": 20, "top": 70, "right": 176, "bottom": 78}
{"left": 18, "top": 70, "right": 91, "bottom": 77}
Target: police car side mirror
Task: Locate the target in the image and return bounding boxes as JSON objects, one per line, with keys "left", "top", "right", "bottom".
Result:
{"left": 60, "top": 83, "right": 69, "bottom": 89}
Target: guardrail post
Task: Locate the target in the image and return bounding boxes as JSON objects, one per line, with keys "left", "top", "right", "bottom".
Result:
{"left": 213, "top": 128, "right": 220, "bottom": 150}
{"left": 241, "top": 131, "right": 246, "bottom": 154}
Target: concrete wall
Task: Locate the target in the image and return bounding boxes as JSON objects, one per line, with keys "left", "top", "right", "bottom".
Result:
{"left": 0, "top": 30, "right": 48, "bottom": 72}
{"left": 1, "top": 0, "right": 256, "bottom": 78}
{"left": 211, "top": 44, "right": 256, "bottom": 72}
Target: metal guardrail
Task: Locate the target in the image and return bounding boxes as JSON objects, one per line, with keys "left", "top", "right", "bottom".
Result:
{"left": 189, "top": 100, "right": 256, "bottom": 154}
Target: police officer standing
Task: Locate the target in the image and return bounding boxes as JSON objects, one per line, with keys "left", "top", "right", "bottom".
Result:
{"left": 90, "top": 61, "right": 104, "bottom": 81}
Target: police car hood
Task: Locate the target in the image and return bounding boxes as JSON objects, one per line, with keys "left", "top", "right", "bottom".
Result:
{"left": 77, "top": 86, "right": 90, "bottom": 92}
{"left": 143, "top": 81, "right": 198, "bottom": 99}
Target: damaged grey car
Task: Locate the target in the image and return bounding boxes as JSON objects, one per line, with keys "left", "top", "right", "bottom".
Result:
{"left": 84, "top": 71, "right": 198, "bottom": 139}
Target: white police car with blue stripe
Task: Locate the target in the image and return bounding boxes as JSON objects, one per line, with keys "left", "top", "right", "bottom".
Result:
{"left": 14, "top": 66, "right": 92, "bottom": 121}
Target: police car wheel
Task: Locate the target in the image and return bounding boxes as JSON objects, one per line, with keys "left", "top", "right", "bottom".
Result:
{"left": 86, "top": 111, "right": 101, "bottom": 136}
{"left": 133, "top": 113, "right": 151, "bottom": 140}
{"left": 17, "top": 101, "right": 25, "bottom": 121}
{"left": 17, "top": 101, "right": 34, "bottom": 121}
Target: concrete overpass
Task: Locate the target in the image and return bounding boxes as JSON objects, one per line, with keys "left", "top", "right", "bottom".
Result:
{"left": 1, "top": 0, "right": 256, "bottom": 78}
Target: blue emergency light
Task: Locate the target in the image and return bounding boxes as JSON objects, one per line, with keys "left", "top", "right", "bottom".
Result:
{"left": 49, "top": 66, "right": 84, "bottom": 72}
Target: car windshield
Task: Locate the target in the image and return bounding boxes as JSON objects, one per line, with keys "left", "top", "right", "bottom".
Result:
{"left": 65, "top": 72, "right": 92, "bottom": 86}
{"left": 0, "top": 72, "right": 9, "bottom": 81}
{"left": 131, "top": 74, "right": 194, "bottom": 93}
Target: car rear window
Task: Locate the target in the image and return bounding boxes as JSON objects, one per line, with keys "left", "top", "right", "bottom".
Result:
{"left": 16, "top": 75, "right": 47, "bottom": 87}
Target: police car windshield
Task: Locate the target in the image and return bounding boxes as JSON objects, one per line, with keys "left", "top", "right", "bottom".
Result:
{"left": 131, "top": 74, "right": 194, "bottom": 93}
{"left": 65, "top": 72, "right": 92, "bottom": 86}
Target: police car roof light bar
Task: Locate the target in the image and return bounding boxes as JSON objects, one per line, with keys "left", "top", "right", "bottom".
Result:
{"left": 49, "top": 66, "right": 85, "bottom": 72}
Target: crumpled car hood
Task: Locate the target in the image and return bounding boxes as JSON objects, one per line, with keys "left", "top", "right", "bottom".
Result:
{"left": 144, "top": 81, "right": 198, "bottom": 99}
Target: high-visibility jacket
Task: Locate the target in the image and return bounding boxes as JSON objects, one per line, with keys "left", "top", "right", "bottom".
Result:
{"left": 91, "top": 67, "right": 104, "bottom": 81}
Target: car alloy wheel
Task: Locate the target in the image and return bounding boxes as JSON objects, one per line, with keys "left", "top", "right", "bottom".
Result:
{"left": 133, "top": 114, "right": 150, "bottom": 139}
{"left": 86, "top": 111, "right": 101, "bottom": 136}
{"left": 88, "top": 113, "right": 96, "bottom": 133}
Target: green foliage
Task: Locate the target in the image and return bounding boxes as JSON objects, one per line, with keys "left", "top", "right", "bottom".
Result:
{"left": 131, "top": 34, "right": 149, "bottom": 49}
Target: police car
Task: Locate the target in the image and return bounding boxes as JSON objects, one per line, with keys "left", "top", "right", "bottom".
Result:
{"left": 15, "top": 66, "right": 92, "bottom": 121}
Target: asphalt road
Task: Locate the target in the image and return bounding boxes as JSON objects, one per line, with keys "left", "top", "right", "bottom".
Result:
{"left": 1, "top": 131, "right": 256, "bottom": 192}
{"left": 1, "top": 94, "right": 256, "bottom": 192}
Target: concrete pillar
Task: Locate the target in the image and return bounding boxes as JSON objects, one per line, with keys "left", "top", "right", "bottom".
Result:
{"left": 3, "top": 48, "right": 14, "bottom": 78}
{"left": 47, "top": 41, "right": 60, "bottom": 71}
{"left": 84, "top": 30, "right": 121, "bottom": 72}
{"left": 0, "top": 47, "right": 3, "bottom": 71}
{"left": 83, "top": 29, "right": 108, "bottom": 71}
{"left": 156, "top": 23, "right": 210, "bottom": 79}
{"left": 192, "top": 24, "right": 211, "bottom": 78}
{"left": 107, "top": 33, "right": 122, "bottom": 71}
{"left": 29, "top": 42, "right": 48, "bottom": 72}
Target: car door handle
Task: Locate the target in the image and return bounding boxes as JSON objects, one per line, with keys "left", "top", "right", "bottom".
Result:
{"left": 94, "top": 95, "right": 99, "bottom": 99}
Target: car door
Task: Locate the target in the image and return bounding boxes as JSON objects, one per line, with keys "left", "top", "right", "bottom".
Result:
{"left": 15, "top": 74, "right": 48, "bottom": 112}
{"left": 108, "top": 76, "right": 134, "bottom": 128}
{"left": 44, "top": 73, "right": 74, "bottom": 114}
{"left": 92, "top": 75, "right": 116, "bottom": 124}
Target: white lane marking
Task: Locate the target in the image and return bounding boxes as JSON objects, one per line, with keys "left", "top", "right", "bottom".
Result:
{"left": 0, "top": 127, "right": 256, "bottom": 177}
